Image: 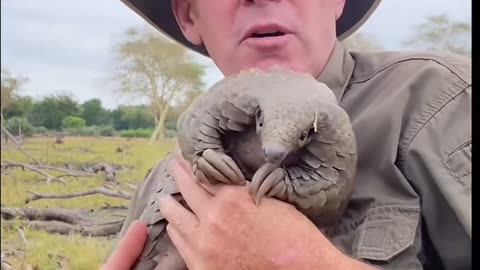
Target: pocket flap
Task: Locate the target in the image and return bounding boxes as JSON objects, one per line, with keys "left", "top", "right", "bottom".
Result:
{"left": 354, "top": 205, "right": 420, "bottom": 262}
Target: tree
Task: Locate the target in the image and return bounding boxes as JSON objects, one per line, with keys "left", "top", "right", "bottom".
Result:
{"left": 80, "top": 99, "right": 112, "bottom": 126}
{"left": 342, "top": 32, "right": 383, "bottom": 52}
{"left": 112, "top": 105, "right": 155, "bottom": 130}
{"left": 403, "top": 14, "right": 471, "bottom": 57}
{"left": 1, "top": 69, "right": 29, "bottom": 123}
{"left": 30, "top": 94, "right": 80, "bottom": 130}
{"left": 4, "top": 95, "right": 34, "bottom": 119}
{"left": 112, "top": 27, "right": 205, "bottom": 143}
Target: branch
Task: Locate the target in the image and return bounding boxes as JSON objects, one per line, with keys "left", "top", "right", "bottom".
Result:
{"left": 1, "top": 219, "right": 125, "bottom": 237}
{"left": 25, "top": 187, "right": 132, "bottom": 204}
{"left": 1, "top": 125, "right": 40, "bottom": 164}
{"left": 1, "top": 207, "right": 89, "bottom": 225}
{"left": 1, "top": 161, "right": 67, "bottom": 184}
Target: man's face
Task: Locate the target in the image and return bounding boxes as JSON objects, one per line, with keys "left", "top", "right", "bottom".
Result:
{"left": 173, "top": 0, "right": 345, "bottom": 77}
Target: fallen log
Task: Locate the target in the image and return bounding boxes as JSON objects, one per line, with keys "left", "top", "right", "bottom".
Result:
{"left": 25, "top": 187, "right": 132, "bottom": 204}
{"left": 1, "top": 161, "right": 67, "bottom": 185}
{"left": 1, "top": 219, "right": 125, "bottom": 237}
{"left": 1, "top": 207, "right": 90, "bottom": 225}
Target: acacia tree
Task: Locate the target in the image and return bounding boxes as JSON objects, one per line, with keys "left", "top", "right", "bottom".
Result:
{"left": 343, "top": 32, "right": 384, "bottom": 52}
{"left": 1, "top": 69, "right": 29, "bottom": 123}
{"left": 404, "top": 14, "right": 471, "bottom": 57}
{"left": 112, "top": 27, "right": 205, "bottom": 142}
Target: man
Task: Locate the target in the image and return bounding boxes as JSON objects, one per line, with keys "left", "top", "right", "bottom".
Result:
{"left": 102, "top": 0, "right": 471, "bottom": 269}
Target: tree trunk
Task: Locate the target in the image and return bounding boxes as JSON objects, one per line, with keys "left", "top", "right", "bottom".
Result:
{"left": 148, "top": 103, "right": 170, "bottom": 144}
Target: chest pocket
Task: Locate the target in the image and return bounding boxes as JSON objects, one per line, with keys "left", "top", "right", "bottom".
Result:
{"left": 353, "top": 205, "right": 422, "bottom": 269}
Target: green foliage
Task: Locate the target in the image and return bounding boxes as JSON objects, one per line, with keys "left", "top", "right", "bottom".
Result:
{"left": 80, "top": 98, "right": 113, "bottom": 126}
{"left": 32, "top": 126, "right": 48, "bottom": 135}
{"left": 5, "top": 116, "right": 34, "bottom": 136}
{"left": 65, "top": 125, "right": 117, "bottom": 137}
{"left": 1, "top": 69, "right": 29, "bottom": 121}
{"left": 404, "top": 14, "right": 471, "bottom": 57}
{"left": 112, "top": 105, "right": 155, "bottom": 130}
{"left": 118, "top": 128, "right": 153, "bottom": 138}
{"left": 62, "top": 115, "right": 86, "bottom": 129}
{"left": 29, "top": 94, "right": 81, "bottom": 130}
{"left": 4, "top": 95, "right": 34, "bottom": 119}
{"left": 164, "top": 128, "right": 177, "bottom": 138}
{"left": 164, "top": 120, "right": 177, "bottom": 131}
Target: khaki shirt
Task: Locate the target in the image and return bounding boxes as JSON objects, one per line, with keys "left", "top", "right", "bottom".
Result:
{"left": 118, "top": 41, "right": 471, "bottom": 269}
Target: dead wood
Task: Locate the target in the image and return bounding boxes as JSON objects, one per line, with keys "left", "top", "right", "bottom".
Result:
{"left": 0, "top": 126, "right": 40, "bottom": 164}
{"left": 1, "top": 161, "right": 67, "bottom": 184}
{"left": 33, "top": 164, "right": 94, "bottom": 178}
{"left": 25, "top": 187, "right": 132, "bottom": 204}
{"left": 17, "top": 228, "right": 28, "bottom": 244}
{"left": 1, "top": 219, "right": 125, "bottom": 237}
{"left": 1, "top": 207, "right": 90, "bottom": 225}
{"left": 91, "top": 164, "right": 117, "bottom": 182}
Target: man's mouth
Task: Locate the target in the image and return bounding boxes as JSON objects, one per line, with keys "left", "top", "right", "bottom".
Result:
{"left": 242, "top": 23, "right": 291, "bottom": 42}
{"left": 250, "top": 31, "right": 286, "bottom": 38}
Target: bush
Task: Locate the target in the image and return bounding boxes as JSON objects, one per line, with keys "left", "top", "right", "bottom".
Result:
{"left": 5, "top": 117, "right": 34, "bottom": 136}
{"left": 98, "top": 125, "right": 117, "bottom": 137}
{"left": 164, "top": 128, "right": 177, "bottom": 138}
{"left": 32, "top": 126, "right": 48, "bottom": 135}
{"left": 118, "top": 128, "right": 153, "bottom": 138}
{"left": 62, "top": 116, "right": 86, "bottom": 129}
{"left": 164, "top": 121, "right": 177, "bottom": 131}
{"left": 65, "top": 125, "right": 117, "bottom": 137}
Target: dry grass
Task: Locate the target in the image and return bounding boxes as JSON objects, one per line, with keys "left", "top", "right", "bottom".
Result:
{"left": 1, "top": 136, "right": 176, "bottom": 269}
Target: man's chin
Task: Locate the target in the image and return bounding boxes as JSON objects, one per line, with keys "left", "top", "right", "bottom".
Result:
{"left": 239, "top": 59, "right": 304, "bottom": 74}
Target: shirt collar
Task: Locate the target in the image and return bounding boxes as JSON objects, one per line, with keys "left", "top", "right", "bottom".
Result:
{"left": 315, "top": 40, "right": 355, "bottom": 101}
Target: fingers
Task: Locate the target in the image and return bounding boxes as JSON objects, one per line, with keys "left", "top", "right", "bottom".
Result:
{"left": 165, "top": 224, "right": 196, "bottom": 270}
{"left": 170, "top": 155, "right": 212, "bottom": 217}
{"left": 158, "top": 195, "right": 199, "bottom": 237}
{"left": 100, "top": 220, "right": 147, "bottom": 270}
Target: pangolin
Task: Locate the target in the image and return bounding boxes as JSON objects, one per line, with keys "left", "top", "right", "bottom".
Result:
{"left": 130, "top": 67, "right": 357, "bottom": 270}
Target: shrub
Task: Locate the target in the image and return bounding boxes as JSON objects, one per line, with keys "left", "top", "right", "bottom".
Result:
{"left": 98, "top": 125, "right": 117, "bottom": 137}
{"left": 118, "top": 128, "right": 153, "bottom": 138}
{"left": 62, "top": 116, "right": 86, "bottom": 129}
{"left": 64, "top": 125, "right": 117, "bottom": 137}
{"left": 5, "top": 117, "right": 34, "bottom": 136}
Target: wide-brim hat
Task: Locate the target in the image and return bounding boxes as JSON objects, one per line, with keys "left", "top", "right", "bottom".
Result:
{"left": 121, "top": 0, "right": 382, "bottom": 57}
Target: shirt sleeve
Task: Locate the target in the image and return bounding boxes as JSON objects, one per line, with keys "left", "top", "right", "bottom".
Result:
{"left": 402, "top": 83, "right": 471, "bottom": 270}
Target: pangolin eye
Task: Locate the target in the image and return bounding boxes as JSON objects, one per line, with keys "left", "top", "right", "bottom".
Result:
{"left": 255, "top": 109, "right": 263, "bottom": 127}
{"left": 299, "top": 131, "right": 308, "bottom": 141}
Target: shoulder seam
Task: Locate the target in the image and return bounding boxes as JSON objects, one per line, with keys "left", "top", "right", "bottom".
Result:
{"left": 349, "top": 56, "right": 470, "bottom": 87}
{"left": 397, "top": 82, "right": 471, "bottom": 166}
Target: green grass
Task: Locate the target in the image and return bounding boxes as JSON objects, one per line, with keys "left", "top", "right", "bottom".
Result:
{"left": 1, "top": 136, "right": 176, "bottom": 269}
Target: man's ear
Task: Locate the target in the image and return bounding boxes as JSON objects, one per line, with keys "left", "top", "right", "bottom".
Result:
{"left": 335, "top": 0, "right": 346, "bottom": 20}
{"left": 171, "top": 0, "right": 203, "bottom": 45}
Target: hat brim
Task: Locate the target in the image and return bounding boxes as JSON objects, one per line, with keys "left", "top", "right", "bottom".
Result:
{"left": 121, "top": 0, "right": 382, "bottom": 57}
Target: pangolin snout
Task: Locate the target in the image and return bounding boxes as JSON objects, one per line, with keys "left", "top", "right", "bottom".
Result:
{"left": 262, "top": 143, "right": 289, "bottom": 164}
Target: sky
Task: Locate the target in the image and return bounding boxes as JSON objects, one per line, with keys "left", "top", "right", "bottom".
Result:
{"left": 1, "top": 0, "right": 471, "bottom": 109}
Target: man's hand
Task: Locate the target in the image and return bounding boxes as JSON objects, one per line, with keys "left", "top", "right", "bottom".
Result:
{"left": 99, "top": 220, "right": 147, "bottom": 270}
{"left": 161, "top": 154, "right": 375, "bottom": 270}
